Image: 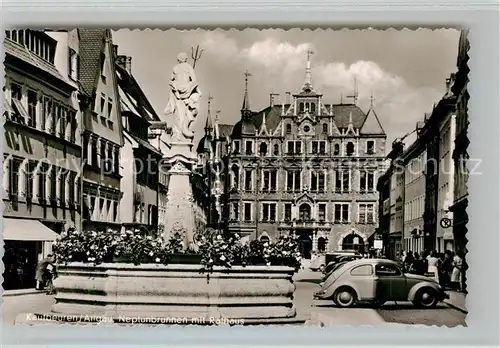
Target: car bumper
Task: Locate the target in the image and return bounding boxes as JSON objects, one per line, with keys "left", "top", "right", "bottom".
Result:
{"left": 313, "top": 291, "right": 326, "bottom": 300}
{"left": 438, "top": 290, "right": 450, "bottom": 301}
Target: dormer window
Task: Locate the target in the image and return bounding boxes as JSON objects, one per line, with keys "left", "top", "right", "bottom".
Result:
{"left": 366, "top": 140, "right": 375, "bottom": 154}
{"left": 259, "top": 142, "right": 268, "bottom": 156}
{"left": 232, "top": 140, "right": 240, "bottom": 154}
{"left": 322, "top": 123, "right": 328, "bottom": 134}
{"left": 334, "top": 144, "right": 340, "bottom": 156}
{"left": 286, "top": 124, "right": 292, "bottom": 134}
{"left": 346, "top": 142, "right": 355, "bottom": 156}
{"left": 273, "top": 144, "right": 280, "bottom": 156}
{"left": 245, "top": 140, "right": 254, "bottom": 155}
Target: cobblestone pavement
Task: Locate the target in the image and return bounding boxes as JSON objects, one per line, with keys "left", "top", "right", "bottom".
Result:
{"left": 2, "top": 293, "right": 55, "bottom": 325}
{"left": 376, "top": 302, "right": 467, "bottom": 327}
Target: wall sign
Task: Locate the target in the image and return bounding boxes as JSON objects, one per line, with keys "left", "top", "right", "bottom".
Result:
{"left": 440, "top": 217, "right": 452, "bottom": 229}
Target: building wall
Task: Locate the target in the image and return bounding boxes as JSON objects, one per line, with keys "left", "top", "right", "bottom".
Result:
{"left": 225, "top": 106, "right": 385, "bottom": 254}
{"left": 82, "top": 35, "right": 123, "bottom": 233}
{"left": 436, "top": 113, "right": 456, "bottom": 252}
{"left": 403, "top": 150, "right": 426, "bottom": 254}
{"left": 3, "top": 32, "right": 82, "bottom": 233}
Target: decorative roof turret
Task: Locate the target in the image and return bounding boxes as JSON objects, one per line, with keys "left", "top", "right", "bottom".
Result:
{"left": 241, "top": 70, "right": 252, "bottom": 120}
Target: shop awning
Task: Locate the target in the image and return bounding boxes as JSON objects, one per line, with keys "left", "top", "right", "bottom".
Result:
{"left": 2, "top": 218, "right": 60, "bottom": 241}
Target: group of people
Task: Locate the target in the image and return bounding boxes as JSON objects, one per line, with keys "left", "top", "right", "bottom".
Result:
{"left": 401, "top": 250, "right": 465, "bottom": 292}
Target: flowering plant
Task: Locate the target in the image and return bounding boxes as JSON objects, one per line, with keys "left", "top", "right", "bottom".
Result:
{"left": 52, "top": 228, "right": 175, "bottom": 266}
{"left": 52, "top": 228, "right": 302, "bottom": 272}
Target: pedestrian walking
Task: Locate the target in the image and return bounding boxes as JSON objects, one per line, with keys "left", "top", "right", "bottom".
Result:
{"left": 404, "top": 251, "right": 414, "bottom": 272}
{"left": 451, "top": 251, "right": 463, "bottom": 291}
{"left": 427, "top": 251, "right": 441, "bottom": 283}
{"left": 410, "top": 253, "right": 426, "bottom": 275}
{"left": 35, "top": 254, "right": 55, "bottom": 293}
{"left": 440, "top": 250, "right": 453, "bottom": 289}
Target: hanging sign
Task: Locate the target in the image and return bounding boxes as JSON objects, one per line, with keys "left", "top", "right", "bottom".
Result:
{"left": 374, "top": 240, "right": 383, "bottom": 250}
{"left": 353, "top": 237, "right": 359, "bottom": 245}
{"left": 440, "top": 217, "right": 452, "bottom": 229}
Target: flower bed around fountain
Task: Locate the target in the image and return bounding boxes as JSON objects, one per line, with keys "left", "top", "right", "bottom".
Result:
{"left": 50, "top": 228, "right": 301, "bottom": 322}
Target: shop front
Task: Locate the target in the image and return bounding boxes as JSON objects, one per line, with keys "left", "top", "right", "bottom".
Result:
{"left": 2, "top": 218, "right": 59, "bottom": 291}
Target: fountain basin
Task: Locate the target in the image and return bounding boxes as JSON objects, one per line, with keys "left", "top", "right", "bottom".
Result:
{"left": 52, "top": 262, "right": 296, "bottom": 322}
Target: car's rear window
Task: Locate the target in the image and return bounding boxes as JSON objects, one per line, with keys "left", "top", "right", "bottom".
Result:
{"left": 350, "top": 264, "right": 373, "bottom": 276}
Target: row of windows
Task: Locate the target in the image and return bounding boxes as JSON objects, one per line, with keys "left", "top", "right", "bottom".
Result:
{"left": 6, "top": 82, "right": 78, "bottom": 143}
{"left": 6, "top": 30, "right": 56, "bottom": 64}
{"left": 3, "top": 156, "right": 80, "bottom": 206}
{"left": 84, "top": 194, "right": 119, "bottom": 224}
{"left": 134, "top": 203, "right": 158, "bottom": 226}
{"left": 404, "top": 195, "right": 425, "bottom": 222}
{"left": 231, "top": 202, "right": 376, "bottom": 224}
{"left": 83, "top": 134, "right": 120, "bottom": 175}
{"left": 233, "top": 139, "right": 377, "bottom": 156}
{"left": 405, "top": 152, "right": 426, "bottom": 185}
{"left": 230, "top": 169, "right": 376, "bottom": 193}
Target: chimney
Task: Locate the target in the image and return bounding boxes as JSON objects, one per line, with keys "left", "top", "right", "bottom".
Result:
{"left": 445, "top": 73, "right": 456, "bottom": 95}
{"left": 117, "top": 55, "right": 132, "bottom": 75}
{"left": 285, "top": 92, "right": 291, "bottom": 105}
{"left": 270, "top": 93, "right": 279, "bottom": 107}
{"left": 416, "top": 121, "right": 425, "bottom": 137}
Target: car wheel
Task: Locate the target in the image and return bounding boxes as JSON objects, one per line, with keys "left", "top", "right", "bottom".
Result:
{"left": 413, "top": 288, "right": 438, "bottom": 308}
{"left": 334, "top": 287, "right": 357, "bottom": 308}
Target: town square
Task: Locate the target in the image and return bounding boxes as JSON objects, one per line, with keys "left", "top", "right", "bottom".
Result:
{"left": 2, "top": 28, "right": 468, "bottom": 327}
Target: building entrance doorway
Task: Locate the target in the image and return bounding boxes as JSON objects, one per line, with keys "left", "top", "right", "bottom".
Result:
{"left": 341, "top": 233, "right": 365, "bottom": 254}
{"left": 296, "top": 229, "right": 313, "bottom": 259}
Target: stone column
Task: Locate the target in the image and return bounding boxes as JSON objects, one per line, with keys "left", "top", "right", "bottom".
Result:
{"left": 163, "top": 156, "right": 197, "bottom": 251}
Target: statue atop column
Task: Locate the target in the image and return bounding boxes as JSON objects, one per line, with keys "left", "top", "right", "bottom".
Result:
{"left": 164, "top": 52, "right": 202, "bottom": 143}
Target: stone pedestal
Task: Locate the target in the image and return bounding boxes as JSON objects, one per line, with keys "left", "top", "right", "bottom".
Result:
{"left": 163, "top": 142, "right": 198, "bottom": 251}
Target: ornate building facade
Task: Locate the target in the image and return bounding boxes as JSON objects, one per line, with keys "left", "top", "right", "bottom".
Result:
{"left": 3, "top": 29, "right": 82, "bottom": 289}
{"left": 79, "top": 29, "right": 124, "bottom": 233}
{"left": 197, "top": 54, "right": 387, "bottom": 258}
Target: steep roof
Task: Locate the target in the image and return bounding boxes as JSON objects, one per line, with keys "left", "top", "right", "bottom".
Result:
{"left": 115, "top": 63, "right": 160, "bottom": 122}
{"left": 331, "top": 104, "right": 366, "bottom": 128}
{"left": 229, "top": 102, "right": 386, "bottom": 138}
{"left": 218, "top": 124, "right": 234, "bottom": 138}
{"left": 78, "top": 29, "right": 107, "bottom": 96}
{"left": 360, "top": 107, "right": 386, "bottom": 135}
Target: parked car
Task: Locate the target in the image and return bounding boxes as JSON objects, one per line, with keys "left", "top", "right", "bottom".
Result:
{"left": 314, "top": 259, "right": 449, "bottom": 308}
{"left": 309, "top": 254, "right": 326, "bottom": 272}
{"left": 322, "top": 255, "right": 363, "bottom": 276}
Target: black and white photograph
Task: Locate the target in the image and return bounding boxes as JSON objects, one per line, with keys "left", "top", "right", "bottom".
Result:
{"left": 2, "top": 28, "right": 469, "bottom": 327}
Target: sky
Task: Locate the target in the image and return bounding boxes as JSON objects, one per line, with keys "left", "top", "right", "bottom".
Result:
{"left": 112, "top": 28, "right": 461, "bottom": 152}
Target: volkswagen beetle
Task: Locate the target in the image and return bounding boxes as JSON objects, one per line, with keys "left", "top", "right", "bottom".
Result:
{"left": 313, "top": 258, "right": 449, "bottom": 308}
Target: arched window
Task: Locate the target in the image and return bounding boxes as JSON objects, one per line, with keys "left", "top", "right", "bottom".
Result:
{"left": 322, "top": 123, "right": 328, "bottom": 134}
{"left": 334, "top": 144, "right": 340, "bottom": 155}
{"left": 346, "top": 142, "right": 355, "bottom": 156}
{"left": 299, "top": 102, "right": 304, "bottom": 113}
{"left": 259, "top": 142, "right": 268, "bottom": 155}
{"left": 311, "top": 103, "right": 316, "bottom": 113}
{"left": 286, "top": 124, "right": 292, "bottom": 134}
{"left": 273, "top": 144, "right": 280, "bottom": 156}
{"left": 317, "top": 237, "right": 326, "bottom": 253}
{"left": 299, "top": 203, "right": 311, "bottom": 221}
{"left": 260, "top": 235, "right": 270, "bottom": 243}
